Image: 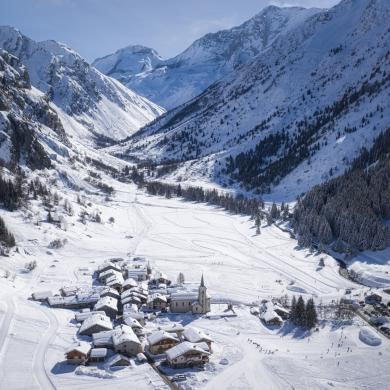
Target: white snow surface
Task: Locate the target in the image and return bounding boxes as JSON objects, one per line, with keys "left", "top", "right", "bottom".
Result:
{"left": 0, "top": 173, "right": 389, "bottom": 389}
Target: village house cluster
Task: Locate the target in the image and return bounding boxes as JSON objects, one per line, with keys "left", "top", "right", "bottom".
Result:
{"left": 32, "top": 257, "right": 215, "bottom": 372}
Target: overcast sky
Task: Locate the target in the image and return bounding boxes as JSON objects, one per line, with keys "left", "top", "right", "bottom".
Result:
{"left": 0, "top": 0, "right": 340, "bottom": 62}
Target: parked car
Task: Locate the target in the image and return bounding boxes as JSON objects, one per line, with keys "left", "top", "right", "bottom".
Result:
{"left": 172, "top": 374, "right": 187, "bottom": 382}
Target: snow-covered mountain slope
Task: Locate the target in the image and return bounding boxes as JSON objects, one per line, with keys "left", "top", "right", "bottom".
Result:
{"left": 0, "top": 49, "right": 71, "bottom": 170}
{"left": 111, "top": 0, "right": 390, "bottom": 201}
{"left": 0, "top": 26, "right": 164, "bottom": 146}
{"left": 93, "top": 6, "right": 320, "bottom": 109}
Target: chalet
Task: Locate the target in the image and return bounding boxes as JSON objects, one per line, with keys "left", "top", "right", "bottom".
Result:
{"left": 170, "top": 275, "right": 210, "bottom": 314}
{"left": 260, "top": 309, "right": 283, "bottom": 326}
{"left": 60, "top": 285, "right": 79, "bottom": 297}
{"left": 75, "top": 310, "right": 105, "bottom": 323}
{"left": 92, "top": 330, "right": 114, "bottom": 348}
{"left": 112, "top": 325, "right": 143, "bottom": 356}
{"left": 274, "top": 305, "right": 290, "bottom": 320}
{"left": 48, "top": 292, "right": 100, "bottom": 310}
{"left": 151, "top": 271, "right": 171, "bottom": 286}
{"left": 122, "top": 278, "right": 138, "bottom": 291}
{"left": 157, "top": 323, "right": 185, "bottom": 340}
{"left": 97, "top": 262, "right": 121, "bottom": 277}
{"left": 65, "top": 342, "right": 91, "bottom": 365}
{"left": 99, "top": 269, "right": 122, "bottom": 284}
{"left": 365, "top": 293, "right": 382, "bottom": 305}
{"left": 165, "top": 341, "right": 210, "bottom": 368}
{"left": 79, "top": 313, "right": 113, "bottom": 336}
{"left": 146, "top": 293, "right": 168, "bottom": 311}
{"left": 183, "top": 327, "right": 213, "bottom": 351}
{"left": 31, "top": 290, "right": 53, "bottom": 301}
{"left": 123, "top": 316, "right": 143, "bottom": 331}
{"left": 99, "top": 287, "right": 120, "bottom": 300}
{"left": 107, "top": 353, "right": 131, "bottom": 368}
{"left": 147, "top": 330, "right": 179, "bottom": 355}
{"left": 89, "top": 348, "right": 107, "bottom": 363}
{"left": 123, "top": 310, "right": 146, "bottom": 326}
{"left": 106, "top": 274, "right": 124, "bottom": 292}
{"left": 94, "top": 296, "right": 118, "bottom": 319}
{"left": 127, "top": 267, "right": 149, "bottom": 281}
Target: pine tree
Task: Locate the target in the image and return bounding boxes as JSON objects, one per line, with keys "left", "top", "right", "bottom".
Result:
{"left": 290, "top": 296, "right": 297, "bottom": 322}
{"left": 177, "top": 272, "right": 185, "bottom": 285}
{"left": 305, "top": 298, "right": 318, "bottom": 329}
{"left": 295, "top": 296, "right": 306, "bottom": 326}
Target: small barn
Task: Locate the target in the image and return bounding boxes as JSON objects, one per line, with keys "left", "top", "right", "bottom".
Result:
{"left": 107, "top": 354, "right": 131, "bottom": 368}
{"left": 65, "top": 342, "right": 91, "bottom": 365}
{"left": 147, "top": 330, "right": 179, "bottom": 355}
{"left": 92, "top": 330, "right": 114, "bottom": 348}
{"left": 165, "top": 341, "right": 210, "bottom": 368}
{"left": 31, "top": 290, "right": 53, "bottom": 302}
{"left": 89, "top": 348, "right": 107, "bottom": 363}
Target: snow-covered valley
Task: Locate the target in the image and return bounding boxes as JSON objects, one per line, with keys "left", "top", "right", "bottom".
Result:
{"left": 1, "top": 175, "right": 389, "bottom": 390}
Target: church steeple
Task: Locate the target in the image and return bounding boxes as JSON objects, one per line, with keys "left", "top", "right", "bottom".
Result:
{"left": 200, "top": 273, "right": 205, "bottom": 287}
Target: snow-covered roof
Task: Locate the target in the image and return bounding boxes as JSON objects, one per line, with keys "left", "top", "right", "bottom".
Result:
{"left": 79, "top": 313, "right": 113, "bottom": 334}
{"left": 99, "top": 268, "right": 122, "bottom": 280}
{"left": 123, "top": 278, "right": 138, "bottom": 288}
{"left": 166, "top": 341, "right": 210, "bottom": 360}
{"left": 123, "top": 316, "right": 143, "bottom": 329}
{"left": 149, "top": 293, "right": 167, "bottom": 303}
{"left": 92, "top": 330, "right": 114, "bottom": 346}
{"left": 94, "top": 296, "right": 118, "bottom": 312}
{"left": 99, "top": 287, "right": 120, "bottom": 298}
{"left": 32, "top": 290, "right": 53, "bottom": 300}
{"left": 106, "top": 273, "right": 124, "bottom": 285}
{"left": 90, "top": 348, "right": 108, "bottom": 358}
{"left": 97, "top": 262, "right": 121, "bottom": 273}
{"left": 75, "top": 310, "right": 105, "bottom": 322}
{"left": 170, "top": 292, "right": 198, "bottom": 301}
{"left": 158, "top": 323, "right": 184, "bottom": 333}
{"left": 147, "top": 330, "right": 179, "bottom": 345}
{"left": 106, "top": 353, "right": 131, "bottom": 367}
{"left": 183, "top": 327, "right": 213, "bottom": 343}
{"left": 112, "top": 325, "right": 141, "bottom": 346}
{"left": 123, "top": 303, "right": 139, "bottom": 313}
{"left": 66, "top": 341, "right": 91, "bottom": 356}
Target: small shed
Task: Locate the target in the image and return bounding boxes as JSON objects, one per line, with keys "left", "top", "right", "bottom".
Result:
{"left": 107, "top": 353, "right": 131, "bottom": 368}
{"left": 65, "top": 342, "right": 91, "bottom": 365}
{"left": 31, "top": 290, "right": 53, "bottom": 302}
{"left": 89, "top": 348, "right": 108, "bottom": 363}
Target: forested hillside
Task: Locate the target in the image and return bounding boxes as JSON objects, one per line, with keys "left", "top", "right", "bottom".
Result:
{"left": 293, "top": 128, "right": 390, "bottom": 252}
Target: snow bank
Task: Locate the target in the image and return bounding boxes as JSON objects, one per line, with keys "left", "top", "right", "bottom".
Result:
{"left": 75, "top": 366, "right": 116, "bottom": 379}
{"left": 358, "top": 327, "right": 382, "bottom": 347}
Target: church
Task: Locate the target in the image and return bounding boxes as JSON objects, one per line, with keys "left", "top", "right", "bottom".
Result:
{"left": 169, "top": 275, "right": 211, "bottom": 314}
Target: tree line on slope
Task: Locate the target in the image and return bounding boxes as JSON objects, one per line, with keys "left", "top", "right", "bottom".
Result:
{"left": 123, "top": 166, "right": 265, "bottom": 217}
{"left": 292, "top": 128, "right": 390, "bottom": 253}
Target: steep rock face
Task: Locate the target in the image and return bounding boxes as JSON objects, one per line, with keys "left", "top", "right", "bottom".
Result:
{"left": 0, "top": 49, "right": 70, "bottom": 170}
{"left": 111, "top": 0, "right": 390, "bottom": 200}
{"left": 0, "top": 27, "right": 164, "bottom": 146}
{"left": 93, "top": 6, "right": 320, "bottom": 109}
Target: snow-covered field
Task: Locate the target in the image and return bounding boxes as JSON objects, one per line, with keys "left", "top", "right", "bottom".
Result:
{"left": 0, "top": 180, "right": 389, "bottom": 389}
